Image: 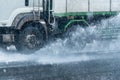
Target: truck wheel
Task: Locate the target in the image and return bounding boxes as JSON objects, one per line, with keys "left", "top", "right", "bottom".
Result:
{"left": 15, "top": 22, "right": 45, "bottom": 53}
{"left": 64, "top": 25, "right": 88, "bottom": 49}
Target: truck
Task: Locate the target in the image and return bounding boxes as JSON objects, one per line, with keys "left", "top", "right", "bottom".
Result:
{"left": 0, "top": 0, "right": 120, "bottom": 53}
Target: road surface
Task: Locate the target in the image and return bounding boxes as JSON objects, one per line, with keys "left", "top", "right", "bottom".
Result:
{"left": 0, "top": 51, "right": 120, "bottom": 80}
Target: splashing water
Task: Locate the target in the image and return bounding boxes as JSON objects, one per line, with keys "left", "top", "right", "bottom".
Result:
{"left": 1, "top": 14, "right": 120, "bottom": 65}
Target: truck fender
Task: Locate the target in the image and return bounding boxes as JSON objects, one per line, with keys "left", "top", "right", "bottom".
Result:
{"left": 13, "top": 13, "right": 37, "bottom": 29}
{"left": 13, "top": 13, "right": 48, "bottom": 39}
{"left": 3, "top": 7, "right": 36, "bottom": 26}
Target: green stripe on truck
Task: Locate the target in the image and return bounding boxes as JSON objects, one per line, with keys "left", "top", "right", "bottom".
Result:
{"left": 64, "top": 19, "right": 89, "bottom": 31}
{"left": 54, "top": 11, "right": 119, "bottom": 17}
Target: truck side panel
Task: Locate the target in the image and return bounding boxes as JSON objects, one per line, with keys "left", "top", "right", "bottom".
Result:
{"left": 67, "top": 0, "right": 88, "bottom": 12}
{"left": 53, "top": 0, "right": 66, "bottom": 13}
{"left": 90, "top": 0, "right": 110, "bottom": 12}
{"left": 111, "top": 0, "right": 120, "bottom": 11}
{"left": 53, "top": 0, "right": 120, "bottom": 16}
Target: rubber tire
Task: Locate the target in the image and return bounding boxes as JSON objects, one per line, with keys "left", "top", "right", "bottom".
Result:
{"left": 15, "top": 22, "right": 45, "bottom": 53}
{"left": 64, "top": 24, "right": 88, "bottom": 49}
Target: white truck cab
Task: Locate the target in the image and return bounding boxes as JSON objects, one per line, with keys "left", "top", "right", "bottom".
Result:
{"left": 0, "top": 0, "right": 43, "bottom": 26}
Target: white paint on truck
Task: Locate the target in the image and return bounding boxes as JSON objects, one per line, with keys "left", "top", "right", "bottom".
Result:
{"left": 0, "top": 0, "right": 43, "bottom": 26}
{"left": 0, "top": 0, "right": 25, "bottom": 21}
{"left": 53, "top": 0, "right": 120, "bottom": 14}
{"left": 67, "top": 0, "right": 88, "bottom": 12}
{"left": 0, "top": 7, "right": 43, "bottom": 27}
{"left": 53, "top": 0, "right": 66, "bottom": 13}
{"left": 0, "top": 0, "right": 120, "bottom": 26}
{"left": 90, "top": 0, "right": 110, "bottom": 12}
{"left": 111, "top": 0, "right": 120, "bottom": 11}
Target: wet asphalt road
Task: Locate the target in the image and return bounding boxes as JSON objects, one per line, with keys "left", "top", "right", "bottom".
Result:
{"left": 0, "top": 51, "right": 120, "bottom": 80}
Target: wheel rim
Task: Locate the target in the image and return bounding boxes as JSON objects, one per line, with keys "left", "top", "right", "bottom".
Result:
{"left": 15, "top": 22, "right": 45, "bottom": 53}
{"left": 25, "top": 34, "right": 42, "bottom": 49}
{"left": 22, "top": 27, "right": 44, "bottom": 51}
